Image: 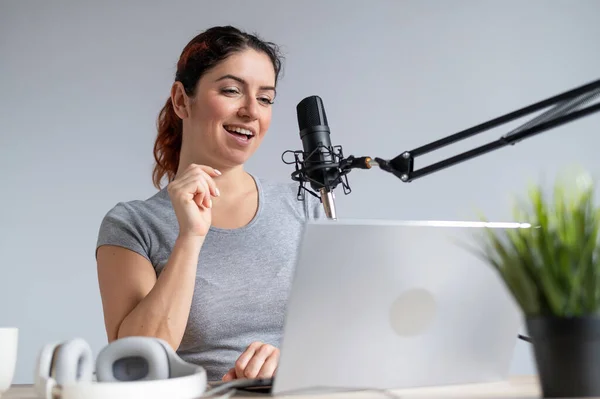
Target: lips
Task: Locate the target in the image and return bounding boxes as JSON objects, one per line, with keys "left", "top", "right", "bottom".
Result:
{"left": 223, "top": 125, "right": 255, "bottom": 137}
{"left": 223, "top": 126, "right": 254, "bottom": 146}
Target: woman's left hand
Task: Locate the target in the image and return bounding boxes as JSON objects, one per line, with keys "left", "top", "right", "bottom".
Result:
{"left": 222, "top": 341, "right": 280, "bottom": 381}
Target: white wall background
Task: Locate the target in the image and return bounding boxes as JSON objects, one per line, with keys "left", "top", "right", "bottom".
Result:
{"left": 2, "top": 0, "right": 599, "bottom": 384}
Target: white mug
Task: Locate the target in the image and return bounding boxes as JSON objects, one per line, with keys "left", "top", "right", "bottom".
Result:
{"left": 0, "top": 327, "right": 18, "bottom": 396}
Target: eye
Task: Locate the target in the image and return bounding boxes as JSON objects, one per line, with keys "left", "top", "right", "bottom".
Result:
{"left": 221, "top": 87, "right": 241, "bottom": 95}
{"left": 258, "top": 97, "right": 274, "bottom": 105}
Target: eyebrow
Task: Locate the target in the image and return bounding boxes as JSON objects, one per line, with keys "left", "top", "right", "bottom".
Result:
{"left": 215, "top": 74, "right": 276, "bottom": 94}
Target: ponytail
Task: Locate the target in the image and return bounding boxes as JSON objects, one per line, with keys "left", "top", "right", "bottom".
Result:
{"left": 152, "top": 97, "right": 182, "bottom": 189}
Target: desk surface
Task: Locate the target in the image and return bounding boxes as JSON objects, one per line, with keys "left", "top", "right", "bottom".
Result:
{"left": 4, "top": 375, "right": 540, "bottom": 398}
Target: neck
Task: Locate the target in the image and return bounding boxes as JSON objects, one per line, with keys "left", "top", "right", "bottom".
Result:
{"left": 213, "top": 165, "right": 251, "bottom": 198}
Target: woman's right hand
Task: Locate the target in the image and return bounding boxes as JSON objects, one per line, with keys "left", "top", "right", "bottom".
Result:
{"left": 167, "top": 163, "right": 221, "bottom": 237}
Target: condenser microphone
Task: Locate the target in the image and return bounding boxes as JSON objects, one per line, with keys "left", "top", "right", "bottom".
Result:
{"left": 296, "top": 96, "right": 340, "bottom": 220}
{"left": 284, "top": 96, "right": 369, "bottom": 218}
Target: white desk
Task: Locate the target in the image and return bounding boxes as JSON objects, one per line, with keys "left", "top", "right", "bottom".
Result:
{"left": 4, "top": 375, "right": 540, "bottom": 398}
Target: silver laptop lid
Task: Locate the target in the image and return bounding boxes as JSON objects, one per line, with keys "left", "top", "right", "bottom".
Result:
{"left": 273, "top": 219, "right": 523, "bottom": 395}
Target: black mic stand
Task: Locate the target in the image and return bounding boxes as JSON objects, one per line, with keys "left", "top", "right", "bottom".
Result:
{"left": 368, "top": 78, "right": 600, "bottom": 182}
{"left": 284, "top": 78, "right": 600, "bottom": 206}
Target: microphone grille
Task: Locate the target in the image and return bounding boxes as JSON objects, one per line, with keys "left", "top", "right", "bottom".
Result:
{"left": 297, "top": 95, "right": 329, "bottom": 131}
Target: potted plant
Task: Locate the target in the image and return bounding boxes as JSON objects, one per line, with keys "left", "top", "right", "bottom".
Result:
{"left": 464, "top": 167, "right": 600, "bottom": 398}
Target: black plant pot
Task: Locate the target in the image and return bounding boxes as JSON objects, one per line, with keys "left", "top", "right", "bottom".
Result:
{"left": 526, "top": 316, "right": 600, "bottom": 398}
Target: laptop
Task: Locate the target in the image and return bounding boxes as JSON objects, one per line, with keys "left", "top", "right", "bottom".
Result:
{"left": 213, "top": 219, "right": 523, "bottom": 396}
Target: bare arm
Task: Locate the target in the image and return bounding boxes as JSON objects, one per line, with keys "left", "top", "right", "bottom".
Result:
{"left": 96, "top": 235, "right": 204, "bottom": 350}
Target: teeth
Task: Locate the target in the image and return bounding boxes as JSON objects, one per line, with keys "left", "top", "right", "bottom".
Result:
{"left": 225, "top": 126, "right": 253, "bottom": 136}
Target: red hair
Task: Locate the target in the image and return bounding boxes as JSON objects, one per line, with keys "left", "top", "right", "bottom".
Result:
{"left": 152, "top": 97, "right": 183, "bottom": 189}
{"left": 151, "top": 26, "right": 284, "bottom": 189}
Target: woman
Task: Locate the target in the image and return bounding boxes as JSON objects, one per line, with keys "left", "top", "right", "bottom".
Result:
{"left": 95, "top": 25, "right": 323, "bottom": 383}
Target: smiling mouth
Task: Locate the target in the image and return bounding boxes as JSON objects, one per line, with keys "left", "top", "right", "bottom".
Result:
{"left": 223, "top": 125, "right": 255, "bottom": 141}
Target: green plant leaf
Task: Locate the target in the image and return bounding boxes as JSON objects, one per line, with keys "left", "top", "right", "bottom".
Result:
{"left": 481, "top": 227, "right": 540, "bottom": 315}
{"left": 465, "top": 165, "right": 600, "bottom": 318}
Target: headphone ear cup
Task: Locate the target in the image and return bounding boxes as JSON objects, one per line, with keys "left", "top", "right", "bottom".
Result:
{"left": 34, "top": 341, "right": 61, "bottom": 397}
{"left": 95, "top": 336, "right": 171, "bottom": 382}
{"left": 52, "top": 338, "right": 94, "bottom": 385}
{"left": 36, "top": 342, "right": 60, "bottom": 379}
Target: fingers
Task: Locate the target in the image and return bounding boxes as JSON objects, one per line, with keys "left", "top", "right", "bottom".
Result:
{"left": 184, "top": 163, "right": 222, "bottom": 178}
{"left": 256, "top": 349, "right": 279, "bottom": 379}
{"left": 179, "top": 165, "right": 220, "bottom": 196}
{"left": 201, "top": 169, "right": 220, "bottom": 198}
{"left": 235, "top": 341, "right": 263, "bottom": 379}
{"left": 222, "top": 368, "right": 236, "bottom": 382}
{"left": 244, "top": 344, "right": 278, "bottom": 379}
{"left": 170, "top": 164, "right": 221, "bottom": 208}
{"left": 235, "top": 342, "right": 279, "bottom": 379}
{"left": 194, "top": 174, "right": 212, "bottom": 208}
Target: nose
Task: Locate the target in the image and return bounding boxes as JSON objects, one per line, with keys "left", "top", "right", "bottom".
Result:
{"left": 238, "top": 97, "right": 259, "bottom": 120}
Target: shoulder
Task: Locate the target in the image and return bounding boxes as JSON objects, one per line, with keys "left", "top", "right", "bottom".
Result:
{"left": 96, "top": 189, "right": 173, "bottom": 260}
{"left": 254, "top": 176, "right": 324, "bottom": 221}
{"left": 100, "top": 189, "right": 171, "bottom": 228}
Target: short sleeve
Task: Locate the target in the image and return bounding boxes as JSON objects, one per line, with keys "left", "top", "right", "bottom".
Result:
{"left": 96, "top": 202, "right": 151, "bottom": 262}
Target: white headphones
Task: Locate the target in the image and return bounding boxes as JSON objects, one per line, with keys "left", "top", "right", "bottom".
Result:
{"left": 34, "top": 336, "right": 207, "bottom": 399}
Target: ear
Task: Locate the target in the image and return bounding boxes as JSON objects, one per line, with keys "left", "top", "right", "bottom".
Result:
{"left": 171, "top": 81, "right": 190, "bottom": 119}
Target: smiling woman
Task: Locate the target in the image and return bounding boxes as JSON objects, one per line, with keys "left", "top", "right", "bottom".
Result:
{"left": 157, "top": 30, "right": 280, "bottom": 182}
{"left": 94, "top": 26, "right": 324, "bottom": 383}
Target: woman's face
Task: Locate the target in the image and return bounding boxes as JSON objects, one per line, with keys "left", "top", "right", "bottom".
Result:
{"left": 173, "top": 48, "right": 276, "bottom": 170}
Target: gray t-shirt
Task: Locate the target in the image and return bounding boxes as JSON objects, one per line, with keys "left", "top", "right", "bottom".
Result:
{"left": 96, "top": 175, "right": 323, "bottom": 381}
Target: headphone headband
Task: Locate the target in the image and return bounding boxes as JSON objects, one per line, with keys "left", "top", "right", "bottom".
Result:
{"left": 58, "top": 370, "right": 207, "bottom": 399}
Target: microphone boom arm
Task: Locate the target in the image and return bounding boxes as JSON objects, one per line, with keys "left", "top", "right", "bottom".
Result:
{"left": 371, "top": 78, "right": 600, "bottom": 182}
